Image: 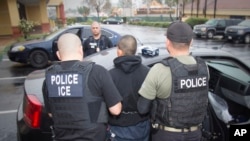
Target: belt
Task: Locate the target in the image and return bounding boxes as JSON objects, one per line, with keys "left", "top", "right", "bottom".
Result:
{"left": 121, "top": 111, "right": 138, "bottom": 114}
{"left": 153, "top": 124, "right": 199, "bottom": 132}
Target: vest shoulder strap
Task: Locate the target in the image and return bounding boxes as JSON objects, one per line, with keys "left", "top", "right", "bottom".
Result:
{"left": 161, "top": 57, "right": 174, "bottom": 66}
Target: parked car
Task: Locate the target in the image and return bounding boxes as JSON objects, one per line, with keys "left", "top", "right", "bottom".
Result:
{"left": 7, "top": 25, "right": 121, "bottom": 68}
{"left": 102, "top": 18, "right": 121, "bottom": 24}
{"left": 193, "top": 18, "right": 243, "bottom": 39}
{"left": 225, "top": 19, "right": 250, "bottom": 44}
{"left": 16, "top": 46, "right": 250, "bottom": 141}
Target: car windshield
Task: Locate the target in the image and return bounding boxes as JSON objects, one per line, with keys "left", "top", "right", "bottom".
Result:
{"left": 108, "top": 18, "right": 116, "bottom": 21}
{"left": 43, "top": 28, "right": 67, "bottom": 41}
{"left": 238, "top": 20, "right": 250, "bottom": 27}
{"left": 206, "top": 60, "right": 250, "bottom": 83}
{"left": 205, "top": 19, "right": 217, "bottom": 26}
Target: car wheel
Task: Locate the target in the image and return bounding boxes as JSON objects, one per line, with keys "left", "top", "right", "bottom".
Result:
{"left": 206, "top": 31, "right": 214, "bottom": 39}
{"left": 244, "top": 34, "right": 250, "bottom": 44}
{"left": 29, "top": 50, "right": 48, "bottom": 68}
{"left": 196, "top": 35, "right": 201, "bottom": 38}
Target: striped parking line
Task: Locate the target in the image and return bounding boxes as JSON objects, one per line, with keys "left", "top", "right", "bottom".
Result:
{"left": 0, "top": 110, "right": 17, "bottom": 114}
{"left": 0, "top": 76, "right": 26, "bottom": 80}
{"left": 2, "top": 58, "right": 10, "bottom": 61}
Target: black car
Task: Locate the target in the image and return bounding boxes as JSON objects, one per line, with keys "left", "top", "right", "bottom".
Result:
{"left": 193, "top": 19, "right": 243, "bottom": 39}
{"left": 102, "top": 18, "right": 121, "bottom": 24}
{"left": 16, "top": 46, "right": 250, "bottom": 141}
{"left": 225, "top": 19, "right": 250, "bottom": 44}
{"left": 7, "top": 25, "right": 121, "bottom": 68}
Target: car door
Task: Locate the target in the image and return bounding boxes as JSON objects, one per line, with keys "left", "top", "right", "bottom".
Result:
{"left": 216, "top": 20, "right": 227, "bottom": 35}
{"left": 201, "top": 58, "right": 250, "bottom": 141}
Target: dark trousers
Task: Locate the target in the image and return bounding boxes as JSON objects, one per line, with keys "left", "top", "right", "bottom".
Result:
{"left": 151, "top": 128, "right": 202, "bottom": 141}
{"left": 53, "top": 124, "right": 107, "bottom": 141}
{"left": 107, "top": 120, "right": 151, "bottom": 141}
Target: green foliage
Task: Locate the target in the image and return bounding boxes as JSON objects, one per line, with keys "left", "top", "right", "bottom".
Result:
{"left": 55, "top": 18, "right": 64, "bottom": 28}
{"left": 18, "top": 19, "right": 35, "bottom": 39}
{"left": 185, "top": 17, "right": 208, "bottom": 28}
{"left": 129, "top": 21, "right": 171, "bottom": 28}
{"left": 77, "top": 6, "right": 90, "bottom": 17}
{"left": 67, "top": 18, "right": 77, "bottom": 25}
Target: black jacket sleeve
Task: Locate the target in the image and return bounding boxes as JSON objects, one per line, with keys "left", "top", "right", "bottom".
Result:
{"left": 42, "top": 80, "right": 51, "bottom": 113}
{"left": 137, "top": 96, "right": 152, "bottom": 115}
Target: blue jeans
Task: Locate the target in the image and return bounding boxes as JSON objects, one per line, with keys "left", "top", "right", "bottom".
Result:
{"left": 107, "top": 120, "right": 150, "bottom": 141}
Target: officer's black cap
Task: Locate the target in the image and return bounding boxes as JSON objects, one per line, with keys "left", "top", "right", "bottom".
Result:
{"left": 166, "top": 22, "right": 193, "bottom": 43}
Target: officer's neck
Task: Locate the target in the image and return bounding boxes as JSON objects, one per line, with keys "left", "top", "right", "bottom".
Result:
{"left": 93, "top": 34, "right": 101, "bottom": 40}
{"left": 170, "top": 50, "right": 189, "bottom": 57}
{"left": 60, "top": 56, "right": 83, "bottom": 61}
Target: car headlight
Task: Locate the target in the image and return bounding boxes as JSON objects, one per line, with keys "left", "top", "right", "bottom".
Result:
{"left": 237, "top": 29, "right": 244, "bottom": 35}
{"left": 11, "top": 45, "right": 26, "bottom": 52}
{"left": 201, "top": 27, "right": 207, "bottom": 32}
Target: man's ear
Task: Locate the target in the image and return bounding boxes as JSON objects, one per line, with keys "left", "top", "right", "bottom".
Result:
{"left": 117, "top": 47, "right": 123, "bottom": 57}
{"left": 166, "top": 38, "right": 172, "bottom": 54}
{"left": 56, "top": 51, "right": 61, "bottom": 60}
{"left": 166, "top": 38, "right": 170, "bottom": 50}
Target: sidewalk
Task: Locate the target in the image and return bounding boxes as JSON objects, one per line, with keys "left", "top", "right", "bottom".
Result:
{"left": 0, "top": 36, "right": 16, "bottom": 50}
{"left": 0, "top": 36, "right": 16, "bottom": 60}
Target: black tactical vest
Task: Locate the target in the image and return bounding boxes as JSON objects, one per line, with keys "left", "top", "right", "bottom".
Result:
{"left": 155, "top": 57, "right": 209, "bottom": 128}
{"left": 45, "top": 61, "right": 108, "bottom": 129}
{"left": 89, "top": 35, "right": 107, "bottom": 50}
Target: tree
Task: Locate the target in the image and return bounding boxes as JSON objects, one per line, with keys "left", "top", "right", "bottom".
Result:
{"left": 18, "top": 19, "right": 35, "bottom": 39}
{"left": 213, "top": 0, "right": 217, "bottom": 18}
{"left": 142, "top": 0, "right": 151, "bottom": 16}
{"left": 81, "top": 0, "right": 111, "bottom": 21}
{"left": 191, "top": 0, "right": 194, "bottom": 16}
{"left": 77, "top": 6, "right": 90, "bottom": 17}
{"left": 203, "top": 0, "right": 207, "bottom": 17}
{"left": 164, "top": 0, "right": 178, "bottom": 21}
{"left": 118, "top": 0, "right": 132, "bottom": 17}
{"left": 118, "top": 0, "right": 132, "bottom": 8}
{"left": 196, "top": 0, "right": 200, "bottom": 17}
{"left": 182, "top": 0, "right": 190, "bottom": 17}
{"left": 103, "top": 0, "right": 112, "bottom": 14}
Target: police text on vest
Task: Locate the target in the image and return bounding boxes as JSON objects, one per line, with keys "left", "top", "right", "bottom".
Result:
{"left": 180, "top": 77, "right": 207, "bottom": 89}
{"left": 50, "top": 74, "right": 79, "bottom": 96}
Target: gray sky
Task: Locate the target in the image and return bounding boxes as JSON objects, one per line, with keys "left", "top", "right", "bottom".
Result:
{"left": 63, "top": 0, "right": 119, "bottom": 10}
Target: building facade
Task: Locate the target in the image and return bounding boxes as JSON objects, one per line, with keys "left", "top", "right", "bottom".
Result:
{"left": 183, "top": 0, "right": 250, "bottom": 20}
{"left": 0, "top": 0, "right": 65, "bottom": 37}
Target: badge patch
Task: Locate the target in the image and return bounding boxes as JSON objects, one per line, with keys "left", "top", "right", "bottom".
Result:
{"left": 46, "top": 72, "right": 83, "bottom": 97}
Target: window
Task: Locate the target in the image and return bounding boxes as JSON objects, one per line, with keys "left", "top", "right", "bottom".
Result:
{"left": 217, "top": 20, "right": 226, "bottom": 27}
{"left": 101, "top": 30, "right": 113, "bottom": 38}
{"left": 82, "top": 27, "right": 92, "bottom": 40}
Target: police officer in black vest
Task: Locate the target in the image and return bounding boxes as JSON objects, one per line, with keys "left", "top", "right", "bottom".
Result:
{"left": 137, "top": 22, "right": 209, "bottom": 141}
{"left": 83, "top": 21, "right": 113, "bottom": 57}
{"left": 42, "top": 33, "right": 122, "bottom": 141}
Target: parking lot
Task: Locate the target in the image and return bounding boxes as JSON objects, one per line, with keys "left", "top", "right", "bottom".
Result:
{"left": 0, "top": 24, "right": 249, "bottom": 141}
